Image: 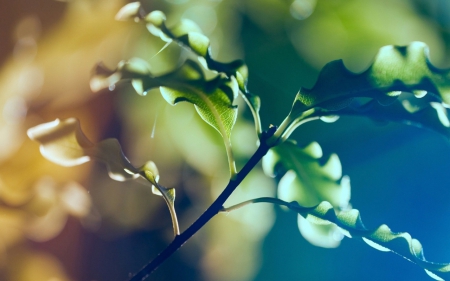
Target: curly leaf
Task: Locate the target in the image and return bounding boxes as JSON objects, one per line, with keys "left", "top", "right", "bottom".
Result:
{"left": 115, "top": 2, "right": 142, "bottom": 21}
{"left": 263, "top": 141, "right": 350, "bottom": 208}
{"left": 336, "top": 97, "right": 450, "bottom": 139}
{"left": 27, "top": 118, "right": 138, "bottom": 181}
{"left": 114, "top": 3, "right": 262, "bottom": 134}
{"left": 28, "top": 119, "right": 180, "bottom": 235}
{"left": 263, "top": 141, "right": 350, "bottom": 248}
{"left": 116, "top": 3, "right": 244, "bottom": 74}
{"left": 273, "top": 42, "right": 450, "bottom": 143}
{"left": 92, "top": 59, "right": 238, "bottom": 141}
{"left": 287, "top": 201, "right": 450, "bottom": 281}
{"left": 295, "top": 42, "right": 450, "bottom": 111}
{"left": 160, "top": 79, "right": 238, "bottom": 140}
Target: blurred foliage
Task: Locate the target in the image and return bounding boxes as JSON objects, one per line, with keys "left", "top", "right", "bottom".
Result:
{"left": 2, "top": 0, "right": 450, "bottom": 281}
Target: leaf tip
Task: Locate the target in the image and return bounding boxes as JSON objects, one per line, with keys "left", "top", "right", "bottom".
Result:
{"left": 27, "top": 118, "right": 62, "bottom": 141}
{"left": 115, "top": 2, "right": 142, "bottom": 21}
{"left": 425, "top": 269, "right": 445, "bottom": 281}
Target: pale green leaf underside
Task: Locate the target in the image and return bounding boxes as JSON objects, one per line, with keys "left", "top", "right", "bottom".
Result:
{"left": 115, "top": 4, "right": 244, "bottom": 75}
{"left": 263, "top": 141, "right": 349, "bottom": 208}
{"left": 287, "top": 201, "right": 450, "bottom": 280}
{"left": 27, "top": 118, "right": 138, "bottom": 181}
{"left": 91, "top": 59, "right": 238, "bottom": 140}
{"left": 160, "top": 85, "right": 237, "bottom": 139}
{"left": 114, "top": 3, "right": 262, "bottom": 134}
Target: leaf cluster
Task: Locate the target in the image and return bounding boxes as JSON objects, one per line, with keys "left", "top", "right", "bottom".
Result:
{"left": 25, "top": 2, "right": 450, "bottom": 281}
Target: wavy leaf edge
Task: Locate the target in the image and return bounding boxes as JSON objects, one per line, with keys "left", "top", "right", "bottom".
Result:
{"left": 288, "top": 200, "right": 450, "bottom": 280}
{"left": 270, "top": 42, "right": 450, "bottom": 144}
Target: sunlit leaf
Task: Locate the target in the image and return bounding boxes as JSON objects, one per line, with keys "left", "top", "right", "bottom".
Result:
{"left": 27, "top": 118, "right": 139, "bottom": 181}
{"left": 116, "top": 4, "right": 244, "bottom": 75}
{"left": 114, "top": 3, "right": 262, "bottom": 135}
{"left": 287, "top": 201, "right": 450, "bottom": 281}
{"left": 160, "top": 79, "right": 238, "bottom": 140}
{"left": 296, "top": 42, "right": 450, "bottom": 110}
{"left": 336, "top": 98, "right": 450, "bottom": 139}
{"left": 263, "top": 141, "right": 350, "bottom": 208}
{"left": 274, "top": 42, "right": 450, "bottom": 142}
{"left": 92, "top": 59, "right": 239, "bottom": 142}
{"left": 115, "top": 2, "right": 142, "bottom": 22}
{"left": 263, "top": 141, "right": 350, "bottom": 248}
{"left": 297, "top": 214, "right": 343, "bottom": 248}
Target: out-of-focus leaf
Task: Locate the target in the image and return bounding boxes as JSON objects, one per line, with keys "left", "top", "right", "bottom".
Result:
{"left": 27, "top": 118, "right": 139, "bottom": 181}
{"left": 28, "top": 118, "right": 180, "bottom": 235}
{"left": 115, "top": 2, "right": 142, "bottom": 22}
{"left": 263, "top": 141, "right": 350, "bottom": 248}
{"left": 92, "top": 59, "right": 239, "bottom": 141}
{"left": 273, "top": 42, "right": 450, "bottom": 142}
{"left": 286, "top": 201, "right": 450, "bottom": 281}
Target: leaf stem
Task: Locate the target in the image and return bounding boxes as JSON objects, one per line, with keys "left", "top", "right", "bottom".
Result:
{"left": 220, "top": 197, "right": 291, "bottom": 213}
{"left": 225, "top": 139, "right": 238, "bottom": 178}
{"left": 140, "top": 171, "right": 180, "bottom": 236}
{"left": 166, "top": 195, "right": 180, "bottom": 236}
{"left": 240, "top": 90, "right": 262, "bottom": 136}
{"left": 127, "top": 127, "right": 276, "bottom": 281}
{"left": 268, "top": 110, "right": 315, "bottom": 146}
{"left": 267, "top": 108, "right": 332, "bottom": 146}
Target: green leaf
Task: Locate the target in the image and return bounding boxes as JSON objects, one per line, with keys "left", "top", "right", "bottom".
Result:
{"left": 271, "top": 42, "right": 450, "bottom": 143}
{"left": 114, "top": 3, "right": 262, "bottom": 135}
{"left": 91, "top": 59, "right": 238, "bottom": 141}
{"left": 295, "top": 42, "right": 450, "bottom": 112}
{"left": 160, "top": 78, "right": 238, "bottom": 140}
{"left": 263, "top": 141, "right": 350, "bottom": 248}
{"left": 263, "top": 141, "right": 350, "bottom": 208}
{"left": 28, "top": 118, "right": 180, "bottom": 236}
{"left": 337, "top": 98, "right": 450, "bottom": 139}
{"left": 287, "top": 201, "right": 450, "bottom": 281}
{"left": 180, "top": 32, "right": 210, "bottom": 57}
{"left": 27, "top": 118, "right": 138, "bottom": 181}
{"left": 91, "top": 59, "right": 239, "bottom": 175}
{"left": 115, "top": 2, "right": 142, "bottom": 21}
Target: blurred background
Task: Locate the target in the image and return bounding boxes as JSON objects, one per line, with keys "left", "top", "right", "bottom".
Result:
{"left": 1, "top": 0, "right": 450, "bottom": 280}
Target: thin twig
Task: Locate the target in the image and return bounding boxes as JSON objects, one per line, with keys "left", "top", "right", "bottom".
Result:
{"left": 127, "top": 127, "right": 276, "bottom": 281}
{"left": 220, "top": 197, "right": 291, "bottom": 213}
